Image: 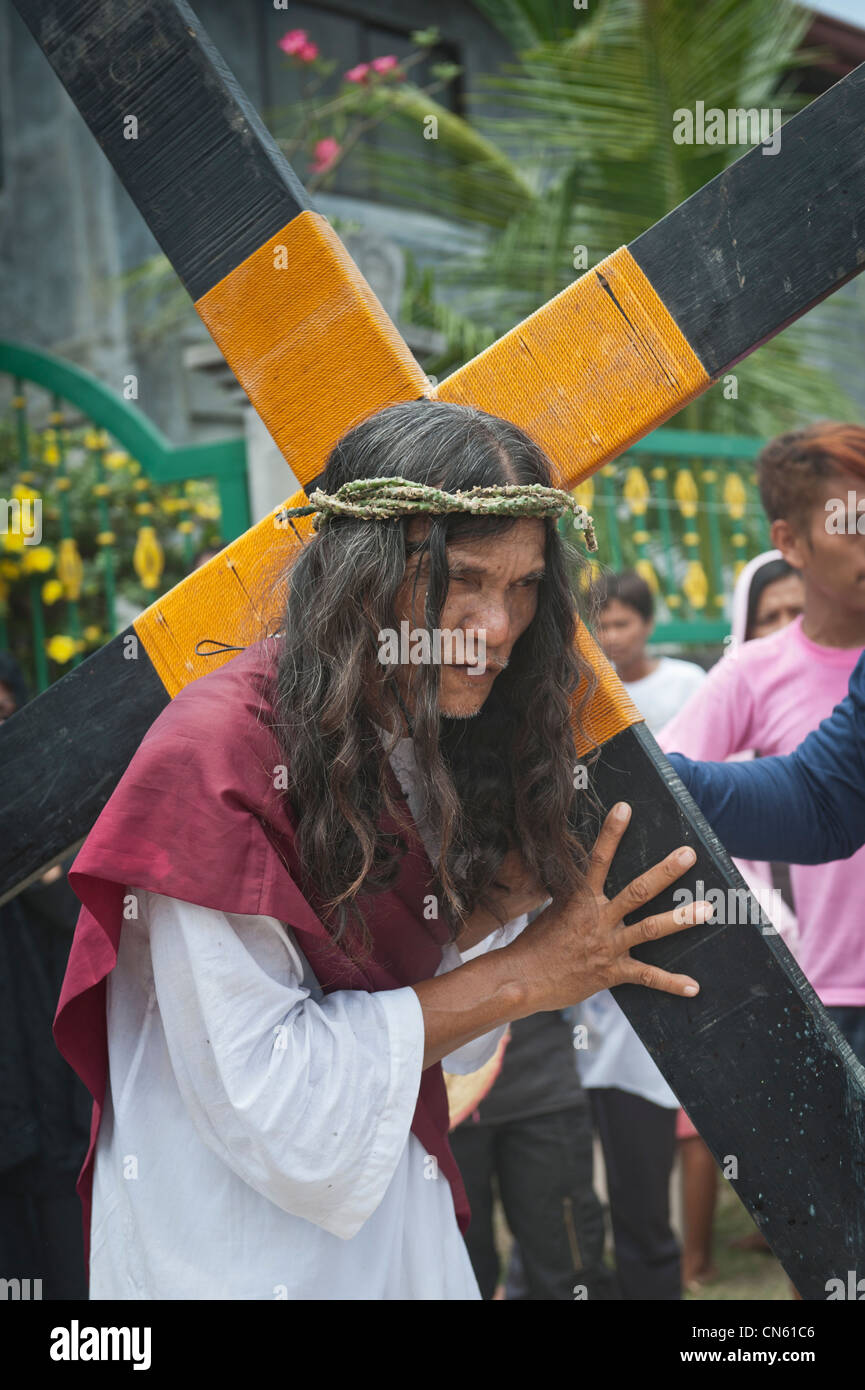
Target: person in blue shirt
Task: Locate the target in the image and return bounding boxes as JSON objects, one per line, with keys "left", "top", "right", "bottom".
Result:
{"left": 668, "top": 648, "right": 865, "bottom": 865}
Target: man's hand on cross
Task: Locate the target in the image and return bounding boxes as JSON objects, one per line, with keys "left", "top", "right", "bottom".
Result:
{"left": 502, "top": 802, "right": 706, "bottom": 1013}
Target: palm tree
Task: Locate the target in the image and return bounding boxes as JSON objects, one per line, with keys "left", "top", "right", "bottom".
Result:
{"left": 346, "top": 0, "right": 858, "bottom": 435}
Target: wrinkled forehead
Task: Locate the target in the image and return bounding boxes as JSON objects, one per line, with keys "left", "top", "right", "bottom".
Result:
{"left": 404, "top": 516, "right": 546, "bottom": 569}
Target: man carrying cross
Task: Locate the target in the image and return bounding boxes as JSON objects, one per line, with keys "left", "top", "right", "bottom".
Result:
{"left": 57, "top": 398, "right": 707, "bottom": 1300}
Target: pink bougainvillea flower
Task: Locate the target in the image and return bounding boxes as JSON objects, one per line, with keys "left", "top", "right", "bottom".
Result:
{"left": 344, "top": 62, "right": 370, "bottom": 83}
{"left": 298, "top": 41, "right": 319, "bottom": 62}
{"left": 310, "top": 137, "right": 341, "bottom": 173}
{"left": 278, "top": 29, "right": 308, "bottom": 56}
{"left": 370, "top": 55, "right": 399, "bottom": 74}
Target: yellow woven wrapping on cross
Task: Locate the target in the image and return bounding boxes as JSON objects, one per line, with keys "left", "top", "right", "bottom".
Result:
{"left": 133, "top": 216, "right": 707, "bottom": 761}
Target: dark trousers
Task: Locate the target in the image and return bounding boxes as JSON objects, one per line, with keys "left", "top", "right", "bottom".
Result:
{"left": 826, "top": 1005, "right": 865, "bottom": 1068}
{"left": 450, "top": 1103, "right": 617, "bottom": 1300}
{"left": 589, "top": 1087, "right": 680, "bottom": 1300}
{"left": 0, "top": 1167, "right": 87, "bottom": 1300}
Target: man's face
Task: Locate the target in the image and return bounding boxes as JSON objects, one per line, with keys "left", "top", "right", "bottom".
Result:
{"left": 392, "top": 517, "right": 546, "bottom": 719}
{"left": 595, "top": 598, "right": 651, "bottom": 671}
{"left": 772, "top": 469, "right": 865, "bottom": 614}
{"left": 748, "top": 572, "right": 804, "bottom": 640}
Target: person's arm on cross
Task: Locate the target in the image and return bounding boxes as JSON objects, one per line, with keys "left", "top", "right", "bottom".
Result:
{"left": 668, "top": 649, "right": 865, "bottom": 866}
{"left": 415, "top": 801, "right": 708, "bottom": 1070}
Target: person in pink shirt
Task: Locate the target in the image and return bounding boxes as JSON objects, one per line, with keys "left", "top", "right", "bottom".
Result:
{"left": 660, "top": 421, "right": 865, "bottom": 1279}
{"left": 682, "top": 550, "right": 804, "bottom": 951}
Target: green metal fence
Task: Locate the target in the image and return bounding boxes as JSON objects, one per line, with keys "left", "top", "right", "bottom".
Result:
{"left": 0, "top": 341, "right": 249, "bottom": 692}
{"left": 2, "top": 340, "right": 774, "bottom": 691}
{"left": 560, "top": 428, "right": 771, "bottom": 644}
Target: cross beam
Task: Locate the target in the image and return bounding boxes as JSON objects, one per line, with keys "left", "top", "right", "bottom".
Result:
{"left": 5, "top": 0, "right": 865, "bottom": 1296}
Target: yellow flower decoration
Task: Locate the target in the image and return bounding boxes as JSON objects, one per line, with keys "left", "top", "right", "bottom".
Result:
{"left": 1, "top": 559, "right": 20, "bottom": 579}
{"left": 46, "top": 634, "right": 78, "bottom": 664}
{"left": 58, "top": 538, "right": 83, "bottom": 600}
{"left": 133, "top": 525, "right": 164, "bottom": 591}
{"left": 105, "top": 451, "right": 129, "bottom": 470}
{"left": 2, "top": 530, "right": 25, "bottom": 554}
{"left": 682, "top": 561, "right": 709, "bottom": 610}
{"left": 623, "top": 467, "right": 650, "bottom": 517}
{"left": 84, "top": 625, "right": 103, "bottom": 643}
{"left": 21, "top": 545, "right": 55, "bottom": 574}
{"left": 42, "top": 578, "right": 64, "bottom": 604}
{"left": 635, "top": 559, "right": 659, "bottom": 594}
{"left": 581, "top": 558, "right": 602, "bottom": 589}
{"left": 135, "top": 502, "right": 154, "bottom": 516}
{"left": 12, "top": 483, "right": 40, "bottom": 503}
{"left": 573, "top": 478, "right": 594, "bottom": 513}
{"left": 723, "top": 472, "right": 747, "bottom": 521}
{"left": 96, "top": 531, "right": 116, "bottom": 546}
{"left": 674, "top": 469, "right": 699, "bottom": 518}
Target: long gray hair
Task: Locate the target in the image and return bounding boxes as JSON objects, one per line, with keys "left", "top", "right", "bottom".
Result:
{"left": 270, "top": 399, "right": 598, "bottom": 955}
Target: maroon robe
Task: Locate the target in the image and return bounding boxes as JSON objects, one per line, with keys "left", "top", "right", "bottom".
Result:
{"left": 55, "top": 635, "right": 470, "bottom": 1271}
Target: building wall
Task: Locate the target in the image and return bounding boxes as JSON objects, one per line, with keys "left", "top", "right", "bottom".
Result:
{"left": 0, "top": 0, "right": 513, "bottom": 440}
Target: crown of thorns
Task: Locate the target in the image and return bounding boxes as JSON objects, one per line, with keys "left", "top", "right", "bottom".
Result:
{"left": 276, "top": 477, "right": 597, "bottom": 551}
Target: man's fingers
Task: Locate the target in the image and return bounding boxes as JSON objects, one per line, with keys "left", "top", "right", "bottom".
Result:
{"left": 609, "top": 845, "right": 697, "bottom": 918}
{"left": 618, "top": 957, "right": 700, "bottom": 997}
{"left": 585, "top": 802, "right": 632, "bottom": 893}
{"left": 619, "top": 899, "right": 713, "bottom": 953}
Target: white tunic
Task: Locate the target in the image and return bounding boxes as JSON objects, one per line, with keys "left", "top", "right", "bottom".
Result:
{"left": 90, "top": 735, "right": 528, "bottom": 1300}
